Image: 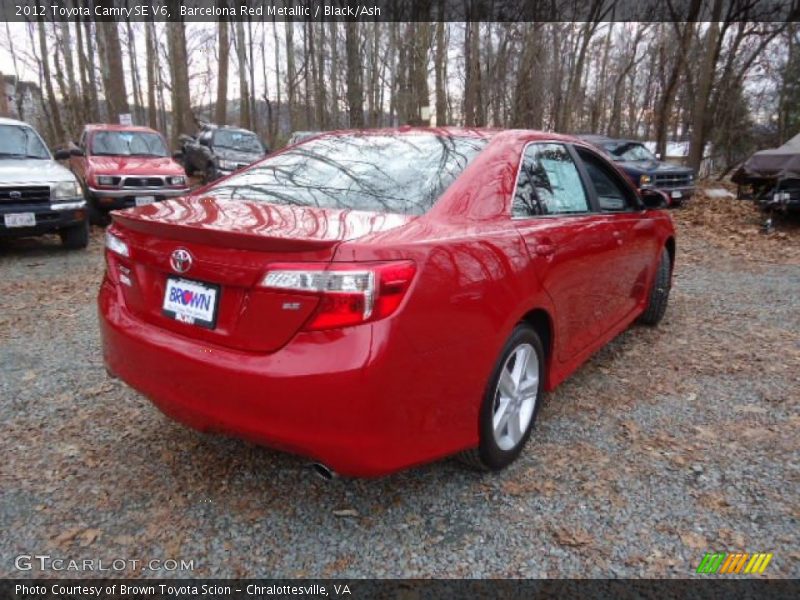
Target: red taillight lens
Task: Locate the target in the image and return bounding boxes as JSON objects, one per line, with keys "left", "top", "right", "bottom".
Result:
{"left": 260, "top": 261, "right": 416, "bottom": 330}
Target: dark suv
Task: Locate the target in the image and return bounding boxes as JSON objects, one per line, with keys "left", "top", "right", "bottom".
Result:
{"left": 180, "top": 125, "right": 268, "bottom": 184}
{"left": 579, "top": 135, "right": 695, "bottom": 205}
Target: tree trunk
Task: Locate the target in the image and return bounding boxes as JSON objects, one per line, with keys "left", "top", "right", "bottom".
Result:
{"left": 688, "top": 0, "right": 723, "bottom": 173}
{"left": 463, "top": 21, "right": 483, "bottom": 127}
{"left": 316, "top": 22, "right": 327, "bottom": 129}
{"left": 271, "top": 17, "right": 282, "bottom": 141}
{"left": 95, "top": 10, "right": 129, "bottom": 122}
{"left": 215, "top": 14, "right": 229, "bottom": 125}
{"left": 74, "top": 14, "right": 91, "bottom": 124}
{"left": 510, "top": 24, "right": 544, "bottom": 129}
{"left": 36, "top": 9, "right": 65, "bottom": 141}
{"left": 124, "top": 16, "right": 144, "bottom": 125}
{"left": 329, "top": 21, "right": 339, "bottom": 127}
{"left": 166, "top": 17, "right": 193, "bottom": 148}
{"left": 345, "top": 22, "right": 364, "bottom": 128}
{"left": 145, "top": 19, "right": 158, "bottom": 130}
{"left": 434, "top": 21, "right": 447, "bottom": 126}
{"left": 285, "top": 21, "right": 297, "bottom": 131}
{"left": 247, "top": 16, "right": 256, "bottom": 132}
{"left": 81, "top": 5, "right": 100, "bottom": 121}
{"left": 655, "top": 0, "right": 701, "bottom": 156}
{"left": 234, "top": 18, "right": 250, "bottom": 130}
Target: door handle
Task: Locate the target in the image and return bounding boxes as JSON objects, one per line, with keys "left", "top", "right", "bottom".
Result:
{"left": 613, "top": 230, "right": 624, "bottom": 245}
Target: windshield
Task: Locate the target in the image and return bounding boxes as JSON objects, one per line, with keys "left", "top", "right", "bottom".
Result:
{"left": 0, "top": 124, "right": 50, "bottom": 159}
{"left": 91, "top": 131, "right": 167, "bottom": 157}
{"left": 213, "top": 130, "right": 263, "bottom": 154}
{"left": 608, "top": 143, "right": 656, "bottom": 162}
{"left": 207, "top": 133, "right": 488, "bottom": 215}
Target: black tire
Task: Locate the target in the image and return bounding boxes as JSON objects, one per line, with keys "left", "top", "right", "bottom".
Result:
{"left": 459, "top": 324, "right": 545, "bottom": 471}
{"left": 639, "top": 248, "right": 671, "bottom": 326}
{"left": 59, "top": 220, "right": 89, "bottom": 250}
{"left": 87, "top": 200, "right": 110, "bottom": 227}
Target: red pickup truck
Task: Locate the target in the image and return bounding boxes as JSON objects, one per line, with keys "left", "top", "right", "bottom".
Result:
{"left": 68, "top": 124, "right": 190, "bottom": 223}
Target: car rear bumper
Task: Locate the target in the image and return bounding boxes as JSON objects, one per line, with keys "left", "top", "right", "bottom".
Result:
{"left": 98, "top": 277, "right": 474, "bottom": 476}
{"left": 0, "top": 201, "right": 87, "bottom": 238}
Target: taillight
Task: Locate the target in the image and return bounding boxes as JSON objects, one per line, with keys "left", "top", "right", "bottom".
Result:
{"left": 105, "top": 230, "right": 129, "bottom": 257}
{"left": 260, "top": 261, "right": 416, "bottom": 330}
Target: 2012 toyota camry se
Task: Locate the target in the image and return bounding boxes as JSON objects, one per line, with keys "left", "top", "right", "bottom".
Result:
{"left": 99, "top": 128, "right": 675, "bottom": 477}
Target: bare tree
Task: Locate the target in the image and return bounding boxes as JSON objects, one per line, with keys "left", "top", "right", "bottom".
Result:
{"left": 215, "top": 13, "right": 229, "bottom": 125}
{"left": 345, "top": 21, "right": 363, "bottom": 127}
{"left": 35, "top": 8, "right": 65, "bottom": 141}
{"left": 166, "top": 17, "right": 193, "bottom": 147}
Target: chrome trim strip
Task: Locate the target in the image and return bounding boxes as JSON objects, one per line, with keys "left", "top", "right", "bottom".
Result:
{"left": 50, "top": 200, "right": 87, "bottom": 211}
{"left": 87, "top": 187, "right": 190, "bottom": 198}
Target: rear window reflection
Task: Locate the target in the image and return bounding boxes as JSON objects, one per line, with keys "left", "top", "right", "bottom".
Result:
{"left": 207, "top": 133, "right": 488, "bottom": 215}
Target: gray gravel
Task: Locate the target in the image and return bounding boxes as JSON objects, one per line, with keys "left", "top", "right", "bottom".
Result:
{"left": 0, "top": 226, "right": 798, "bottom": 579}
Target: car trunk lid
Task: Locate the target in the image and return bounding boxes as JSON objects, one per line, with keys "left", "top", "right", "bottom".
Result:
{"left": 110, "top": 196, "right": 416, "bottom": 352}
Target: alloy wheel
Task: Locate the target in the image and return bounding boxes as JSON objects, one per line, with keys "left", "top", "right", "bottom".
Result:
{"left": 492, "top": 342, "right": 539, "bottom": 451}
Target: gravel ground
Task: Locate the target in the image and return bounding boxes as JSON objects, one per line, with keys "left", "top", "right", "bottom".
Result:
{"left": 1, "top": 200, "right": 798, "bottom": 579}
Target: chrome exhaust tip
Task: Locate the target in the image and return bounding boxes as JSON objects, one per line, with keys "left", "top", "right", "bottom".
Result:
{"left": 310, "top": 462, "right": 337, "bottom": 481}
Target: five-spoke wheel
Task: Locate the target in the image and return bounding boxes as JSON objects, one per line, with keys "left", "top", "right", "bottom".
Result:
{"left": 460, "top": 324, "right": 545, "bottom": 471}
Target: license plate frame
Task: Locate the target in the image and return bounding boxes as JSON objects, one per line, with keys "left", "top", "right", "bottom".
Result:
{"left": 162, "top": 276, "right": 221, "bottom": 330}
{"left": 135, "top": 195, "right": 156, "bottom": 207}
{"left": 3, "top": 212, "right": 36, "bottom": 228}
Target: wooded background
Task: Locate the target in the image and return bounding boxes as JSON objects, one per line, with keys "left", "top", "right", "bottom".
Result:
{"left": 1, "top": 0, "right": 799, "bottom": 177}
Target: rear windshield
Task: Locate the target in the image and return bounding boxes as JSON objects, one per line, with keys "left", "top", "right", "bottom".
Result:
{"left": 207, "top": 133, "right": 488, "bottom": 215}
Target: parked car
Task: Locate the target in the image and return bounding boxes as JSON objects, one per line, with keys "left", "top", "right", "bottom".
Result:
{"left": 69, "top": 124, "right": 190, "bottom": 224}
{"left": 99, "top": 128, "right": 675, "bottom": 477}
{"left": 0, "top": 117, "right": 89, "bottom": 248}
{"left": 180, "top": 125, "right": 267, "bottom": 183}
{"left": 579, "top": 134, "right": 695, "bottom": 205}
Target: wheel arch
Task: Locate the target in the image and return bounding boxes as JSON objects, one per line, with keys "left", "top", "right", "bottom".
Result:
{"left": 519, "top": 307, "right": 554, "bottom": 379}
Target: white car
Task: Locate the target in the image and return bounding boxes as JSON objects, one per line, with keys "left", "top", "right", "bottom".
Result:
{"left": 0, "top": 117, "right": 88, "bottom": 248}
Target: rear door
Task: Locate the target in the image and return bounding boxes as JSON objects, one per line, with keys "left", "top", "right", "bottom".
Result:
{"left": 511, "top": 142, "right": 621, "bottom": 363}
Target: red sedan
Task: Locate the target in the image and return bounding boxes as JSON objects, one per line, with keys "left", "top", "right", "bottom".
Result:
{"left": 99, "top": 128, "right": 675, "bottom": 477}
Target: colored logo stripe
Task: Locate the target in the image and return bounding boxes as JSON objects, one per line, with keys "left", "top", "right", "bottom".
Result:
{"left": 696, "top": 552, "right": 773, "bottom": 574}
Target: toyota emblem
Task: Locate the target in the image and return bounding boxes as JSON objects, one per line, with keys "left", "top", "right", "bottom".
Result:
{"left": 9, "top": 191, "right": 21, "bottom": 200}
{"left": 170, "top": 248, "right": 193, "bottom": 273}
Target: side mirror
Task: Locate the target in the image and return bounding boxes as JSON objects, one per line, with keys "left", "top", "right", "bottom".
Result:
{"left": 641, "top": 189, "right": 669, "bottom": 209}
{"left": 70, "top": 147, "right": 84, "bottom": 157}
{"left": 54, "top": 148, "right": 71, "bottom": 160}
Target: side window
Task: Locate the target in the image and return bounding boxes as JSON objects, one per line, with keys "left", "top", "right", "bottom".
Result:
{"left": 512, "top": 143, "right": 589, "bottom": 217}
{"left": 578, "top": 151, "right": 637, "bottom": 212}
{"left": 199, "top": 131, "right": 212, "bottom": 146}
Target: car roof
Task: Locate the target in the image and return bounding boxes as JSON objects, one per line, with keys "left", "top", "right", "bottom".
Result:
{"left": 0, "top": 116, "right": 33, "bottom": 127}
{"left": 84, "top": 123, "right": 162, "bottom": 134}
